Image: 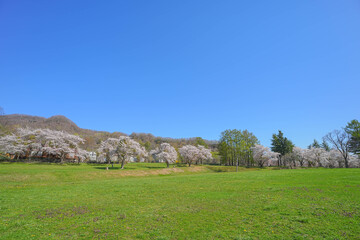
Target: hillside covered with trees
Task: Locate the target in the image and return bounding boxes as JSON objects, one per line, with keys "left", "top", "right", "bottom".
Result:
{"left": 0, "top": 114, "right": 217, "bottom": 152}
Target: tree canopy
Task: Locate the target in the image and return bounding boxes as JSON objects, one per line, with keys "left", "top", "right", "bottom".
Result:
{"left": 345, "top": 119, "right": 360, "bottom": 155}
{"left": 218, "top": 129, "right": 259, "bottom": 169}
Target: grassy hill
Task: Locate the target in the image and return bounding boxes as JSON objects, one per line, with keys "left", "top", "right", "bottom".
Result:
{"left": 0, "top": 163, "right": 359, "bottom": 239}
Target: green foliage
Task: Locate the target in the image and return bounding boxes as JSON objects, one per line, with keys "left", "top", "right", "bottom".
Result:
{"left": 137, "top": 140, "right": 151, "bottom": 151}
{"left": 218, "top": 129, "right": 259, "bottom": 167}
{"left": 321, "top": 140, "right": 331, "bottom": 151}
{"left": 308, "top": 139, "right": 321, "bottom": 149}
{"left": 345, "top": 119, "right": 360, "bottom": 155}
{"left": 195, "top": 137, "right": 208, "bottom": 148}
{"left": 0, "top": 163, "right": 359, "bottom": 239}
{"left": 308, "top": 139, "right": 330, "bottom": 151}
{"left": 143, "top": 141, "right": 151, "bottom": 151}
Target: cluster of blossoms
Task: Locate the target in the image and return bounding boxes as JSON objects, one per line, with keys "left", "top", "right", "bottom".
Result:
{"left": 179, "top": 145, "right": 213, "bottom": 166}
{"left": 251, "top": 144, "right": 359, "bottom": 168}
{"left": 150, "top": 143, "right": 178, "bottom": 167}
{"left": 290, "top": 147, "right": 359, "bottom": 168}
{"left": 251, "top": 144, "right": 280, "bottom": 167}
{"left": 0, "top": 128, "right": 88, "bottom": 162}
{"left": 97, "top": 136, "right": 148, "bottom": 169}
{"left": 0, "top": 128, "right": 215, "bottom": 168}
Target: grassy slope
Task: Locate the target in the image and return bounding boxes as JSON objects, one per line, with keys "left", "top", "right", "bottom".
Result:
{"left": 0, "top": 163, "right": 359, "bottom": 239}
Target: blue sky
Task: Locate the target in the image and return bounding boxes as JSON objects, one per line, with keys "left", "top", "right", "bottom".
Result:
{"left": 1, "top": 0, "right": 359, "bottom": 148}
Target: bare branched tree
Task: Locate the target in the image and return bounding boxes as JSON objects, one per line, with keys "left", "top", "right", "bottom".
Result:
{"left": 323, "top": 130, "right": 351, "bottom": 168}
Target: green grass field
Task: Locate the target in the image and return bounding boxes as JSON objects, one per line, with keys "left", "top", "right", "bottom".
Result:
{"left": 0, "top": 163, "right": 359, "bottom": 239}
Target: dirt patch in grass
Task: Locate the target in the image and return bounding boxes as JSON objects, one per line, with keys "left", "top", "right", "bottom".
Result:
{"left": 187, "top": 166, "right": 208, "bottom": 172}
{"left": 85, "top": 166, "right": 207, "bottom": 178}
{"left": 34, "top": 206, "right": 90, "bottom": 219}
{"left": 112, "top": 166, "right": 206, "bottom": 176}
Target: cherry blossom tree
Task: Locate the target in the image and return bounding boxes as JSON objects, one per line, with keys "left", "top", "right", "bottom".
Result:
{"left": 349, "top": 154, "right": 360, "bottom": 168}
{"left": 0, "top": 134, "right": 27, "bottom": 160}
{"left": 98, "top": 136, "right": 148, "bottom": 169}
{"left": 0, "top": 128, "right": 87, "bottom": 163}
{"left": 197, "top": 145, "right": 212, "bottom": 165}
{"left": 251, "top": 144, "right": 279, "bottom": 168}
{"left": 179, "top": 145, "right": 200, "bottom": 167}
{"left": 292, "top": 147, "right": 307, "bottom": 167}
{"left": 290, "top": 146, "right": 360, "bottom": 168}
{"left": 307, "top": 147, "right": 327, "bottom": 167}
{"left": 322, "top": 149, "right": 342, "bottom": 168}
{"left": 303, "top": 148, "right": 317, "bottom": 167}
{"left": 97, "top": 138, "right": 119, "bottom": 168}
{"left": 282, "top": 152, "right": 299, "bottom": 168}
{"left": 150, "top": 143, "right": 177, "bottom": 167}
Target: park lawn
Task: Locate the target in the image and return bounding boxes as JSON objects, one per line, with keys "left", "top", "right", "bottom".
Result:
{"left": 0, "top": 163, "right": 359, "bottom": 239}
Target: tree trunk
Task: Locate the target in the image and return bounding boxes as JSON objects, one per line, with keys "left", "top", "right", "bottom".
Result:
{"left": 166, "top": 162, "right": 169, "bottom": 168}
{"left": 121, "top": 159, "right": 125, "bottom": 169}
{"left": 236, "top": 158, "right": 239, "bottom": 172}
{"left": 188, "top": 162, "right": 191, "bottom": 167}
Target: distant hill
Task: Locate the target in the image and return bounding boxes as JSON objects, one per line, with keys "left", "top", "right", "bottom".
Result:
{"left": 0, "top": 114, "right": 218, "bottom": 151}
{"left": 0, "top": 114, "right": 126, "bottom": 150}
{"left": 0, "top": 114, "right": 78, "bottom": 132}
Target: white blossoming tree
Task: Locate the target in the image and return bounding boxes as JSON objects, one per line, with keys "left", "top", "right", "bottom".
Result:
{"left": 116, "top": 136, "right": 148, "bottom": 169}
{"left": 309, "top": 147, "right": 327, "bottom": 167}
{"left": 0, "top": 128, "right": 87, "bottom": 163}
{"left": 349, "top": 154, "right": 360, "bottom": 168}
{"left": 150, "top": 143, "right": 178, "bottom": 167}
{"left": 179, "top": 145, "right": 200, "bottom": 167}
{"left": 0, "top": 134, "right": 27, "bottom": 160}
{"left": 98, "top": 136, "right": 148, "bottom": 169}
{"left": 292, "top": 147, "right": 307, "bottom": 167}
{"left": 97, "top": 138, "right": 120, "bottom": 168}
{"left": 197, "top": 145, "right": 213, "bottom": 164}
{"left": 323, "top": 149, "right": 342, "bottom": 168}
{"left": 251, "top": 144, "right": 280, "bottom": 168}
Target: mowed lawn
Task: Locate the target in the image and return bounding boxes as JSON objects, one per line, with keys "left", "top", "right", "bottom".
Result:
{"left": 0, "top": 163, "right": 359, "bottom": 239}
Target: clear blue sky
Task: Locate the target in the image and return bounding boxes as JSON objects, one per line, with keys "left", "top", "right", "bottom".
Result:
{"left": 1, "top": 0, "right": 359, "bottom": 148}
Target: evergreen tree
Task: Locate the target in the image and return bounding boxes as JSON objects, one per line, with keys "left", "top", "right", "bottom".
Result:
{"left": 321, "top": 140, "right": 331, "bottom": 151}
{"left": 308, "top": 139, "right": 321, "bottom": 149}
{"left": 195, "top": 137, "right": 208, "bottom": 148}
{"left": 271, "top": 130, "right": 294, "bottom": 166}
{"left": 312, "top": 139, "right": 321, "bottom": 148}
{"left": 345, "top": 119, "right": 360, "bottom": 155}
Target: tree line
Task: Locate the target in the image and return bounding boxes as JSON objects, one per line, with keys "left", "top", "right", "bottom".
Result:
{"left": 0, "top": 128, "right": 213, "bottom": 169}
{"left": 218, "top": 119, "right": 360, "bottom": 169}
{"left": 0, "top": 119, "right": 359, "bottom": 169}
